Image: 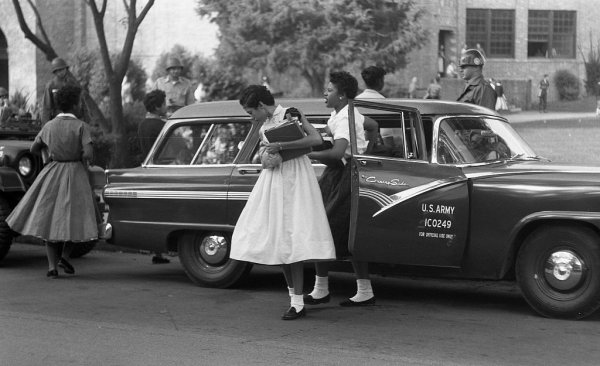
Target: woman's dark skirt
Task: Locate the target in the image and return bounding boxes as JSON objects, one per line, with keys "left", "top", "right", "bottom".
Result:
{"left": 318, "top": 160, "right": 352, "bottom": 259}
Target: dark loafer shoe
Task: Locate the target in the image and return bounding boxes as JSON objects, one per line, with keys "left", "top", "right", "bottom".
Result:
{"left": 282, "top": 307, "right": 306, "bottom": 320}
{"left": 46, "top": 269, "right": 59, "bottom": 278}
{"left": 303, "top": 294, "right": 330, "bottom": 305}
{"left": 339, "top": 297, "right": 376, "bottom": 307}
{"left": 58, "top": 258, "right": 75, "bottom": 274}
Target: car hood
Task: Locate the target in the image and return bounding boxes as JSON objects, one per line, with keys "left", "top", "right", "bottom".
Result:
{"left": 463, "top": 160, "right": 600, "bottom": 183}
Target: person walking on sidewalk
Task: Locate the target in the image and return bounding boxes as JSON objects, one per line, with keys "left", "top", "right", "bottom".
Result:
{"left": 539, "top": 74, "right": 550, "bottom": 113}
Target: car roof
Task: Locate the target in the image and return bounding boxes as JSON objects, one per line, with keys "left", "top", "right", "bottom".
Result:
{"left": 170, "top": 98, "right": 502, "bottom": 120}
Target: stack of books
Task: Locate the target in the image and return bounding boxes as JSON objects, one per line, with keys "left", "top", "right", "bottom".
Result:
{"left": 264, "top": 119, "right": 311, "bottom": 161}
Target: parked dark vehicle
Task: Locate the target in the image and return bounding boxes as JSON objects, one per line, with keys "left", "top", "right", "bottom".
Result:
{"left": 0, "top": 118, "right": 102, "bottom": 261}
{"left": 103, "top": 98, "right": 600, "bottom": 319}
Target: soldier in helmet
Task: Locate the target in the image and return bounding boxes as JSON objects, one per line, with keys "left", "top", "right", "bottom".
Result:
{"left": 153, "top": 57, "right": 194, "bottom": 115}
{"left": 456, "top": 49, "right": 497, "bottom": 110}
{"left": 41, "top": 58, "right": 80, "bottom": 124}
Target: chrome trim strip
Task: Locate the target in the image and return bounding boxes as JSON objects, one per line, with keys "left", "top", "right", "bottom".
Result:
{"left": 104, "top": 189, "right": 251, "bottom": 200}
{"left": 370, "top": 176, "right": 467, "bottom": 217}
{"left": 358, "top": 188, "right": 395, "bottom": 208}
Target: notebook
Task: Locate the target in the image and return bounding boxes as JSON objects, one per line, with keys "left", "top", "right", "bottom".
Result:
{"left": 264, "top": 119, "right": 311, "bottom": 161}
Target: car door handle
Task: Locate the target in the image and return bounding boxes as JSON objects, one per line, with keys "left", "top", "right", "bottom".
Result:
{"left": 357, "top": 159, "right": 382, "bottom": 166}
{"left": 238, "top": 168, "right": 261, "bottom": 175}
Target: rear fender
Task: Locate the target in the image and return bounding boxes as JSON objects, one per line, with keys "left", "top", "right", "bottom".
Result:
{"left": 501, "top": 211, "right": 600, "bottom": 277}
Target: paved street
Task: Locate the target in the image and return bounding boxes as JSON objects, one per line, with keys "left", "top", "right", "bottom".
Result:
{"left": 2, "top": 243, "right": 600, "bottom": 366}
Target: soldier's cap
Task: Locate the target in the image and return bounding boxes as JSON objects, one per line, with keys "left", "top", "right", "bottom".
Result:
{"left": 51, "top": 57, "right": 69, "bottom": 73}
{"left": 166, "top": 57, "right": 184, "bottom": 70}
{"left": 0, "top": 87, "right": 8, "bottom": 97}
{"left": 459, "top": 49, "right": 485, "bottom": 67}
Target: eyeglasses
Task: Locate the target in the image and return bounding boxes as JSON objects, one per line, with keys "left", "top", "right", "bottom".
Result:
{"left": 0, "top": 95, "right": 7, "bottom": 99}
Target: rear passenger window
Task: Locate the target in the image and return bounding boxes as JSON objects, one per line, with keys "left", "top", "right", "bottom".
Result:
{"left": 195, "top": 123, "right": 250, "bottom": 165}
{"left": 151, "top": 122, "right": 251, "bottom": 165}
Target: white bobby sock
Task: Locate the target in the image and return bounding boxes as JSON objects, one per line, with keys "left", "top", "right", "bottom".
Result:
{"left": 308, "top": 275, "right": 329, "bottom": 299}
{"left": 291, "top": 294, "right": 304, "bottom": 312}
{"left": 288, "top": 287, "right": 294, "bottom": 297}
{"left": 349, "top": 279, "right": 374, "bottom": 302}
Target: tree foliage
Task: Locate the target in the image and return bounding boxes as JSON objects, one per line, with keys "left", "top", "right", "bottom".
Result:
{"left": 554, "top": 69, "right": 580, "bottom": 101}
{"left": 196, "top": 0, "right": 428, "bottom": 96}
{"left": 579, "top": 32, "right": 600, "bottom": 97}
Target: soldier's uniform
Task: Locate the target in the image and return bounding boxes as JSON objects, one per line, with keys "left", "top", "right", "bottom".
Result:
{"left": 41, "top": 58, "right": 80, "bottom": 124}
{"left": 456, "top": 50, "right": 497, "bottom": 110}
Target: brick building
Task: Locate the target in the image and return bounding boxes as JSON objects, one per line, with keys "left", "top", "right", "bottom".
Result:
{"left": 0, "top": 0, "right": 597, "bottom": 110}
{"left": 0, "top": 0, "right": 217, "bottom": 108}
{"left": 402, "top": 0, "right": 597, "bottom": 109}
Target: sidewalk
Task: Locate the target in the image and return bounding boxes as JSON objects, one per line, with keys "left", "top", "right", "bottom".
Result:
{"left": 503, "top": 110, "right": 598, "bottom": 124}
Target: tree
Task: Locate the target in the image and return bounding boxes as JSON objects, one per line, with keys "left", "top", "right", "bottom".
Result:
{"left": 11, "top": 0, "right": 108, "bottom": 131}
{"left": 579, "top": 31, "right": 600, "bottom": 97}
{"left": 196, "top": 0, "right": 428, "bottom": 96}
{"left": 86, "top": 0, "right": 154, "bottom": 168}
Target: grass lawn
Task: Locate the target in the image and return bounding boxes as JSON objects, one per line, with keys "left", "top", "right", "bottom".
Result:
{"left": 510, "top": 95, "right": 600, "bottom": 164}
{"left": 514, "top": 118, "right": 600, "bottom": 164}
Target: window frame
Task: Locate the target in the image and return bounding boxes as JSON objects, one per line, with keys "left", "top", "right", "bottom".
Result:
{"left": 466, "top": 8, "right": 515, "bottom": 59}
{"left": 146, "top": 118, "right": 254, "bottom": 167}
{"left": 527, "top": 10, "right": 577, "bottom": 59}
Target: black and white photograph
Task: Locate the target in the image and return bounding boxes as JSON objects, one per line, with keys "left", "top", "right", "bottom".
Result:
{"left": 1, "top": 0, "right": 600, "bottom": 365}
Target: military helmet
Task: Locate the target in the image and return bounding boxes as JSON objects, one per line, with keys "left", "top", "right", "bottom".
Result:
{"left": 0, "top": 87, "right": 8, "bottom": 96}
{"left": 51, "top": 57, "right": 69, "bottom": 73}
{"left": 459, "top": 49, "right": 485, "bottom": 67}
{"left": 166, "top": 57, "right": 184, "bottom": 70}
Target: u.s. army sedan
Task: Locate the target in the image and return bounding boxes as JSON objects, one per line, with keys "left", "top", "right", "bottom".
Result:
{"left": 104, "top": 98, "right": 600, "bottom": 319}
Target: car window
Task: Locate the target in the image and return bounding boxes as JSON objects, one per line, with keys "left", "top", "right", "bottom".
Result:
{"left": 151, "top": 124, "right": 210, "bottom": 165}
{"left": 194, "top": 122, "right": 251, "bottom": 165}
{"left": 150, "top": 122, "right": 251, "bottom": 165}
{"left": 360, "top": 110, "right": 422, "bottom": 160}
{"left": 436, "top": 117, "right": 512, "bottom": 164}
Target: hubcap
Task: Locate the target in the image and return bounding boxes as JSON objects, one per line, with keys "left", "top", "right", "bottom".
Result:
{"left": 544, "top": 250, "right": 585, "bottom": 291}
{"left": 199, "top": 234, "right": 229, "bottom": 265}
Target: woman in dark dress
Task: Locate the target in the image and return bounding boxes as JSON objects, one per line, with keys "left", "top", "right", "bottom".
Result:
{"left": 304, "top": 71, "right": 376, "bottom": 307}
{"left": 7, "top": 85, "right": 98, "bottom": 277}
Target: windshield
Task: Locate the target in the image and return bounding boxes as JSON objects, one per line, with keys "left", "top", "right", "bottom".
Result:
{"left": 435, "top": 117, "right": 537, "bottom": 165}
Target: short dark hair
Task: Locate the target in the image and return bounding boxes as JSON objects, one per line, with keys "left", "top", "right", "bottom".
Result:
{"left": 55, "top": 85, "right": 81, "bottom": 112}
{"left": 361, "top": 66, "right": 386, "bottom": 89}
{"left": 144, "top": 90, "right": 166, "bottom": 113}
{"left": 239, "top": 85, "right": 274, "bottom": 108}
{"left": 330, "top": 71, "right": 358, "bottom": 99}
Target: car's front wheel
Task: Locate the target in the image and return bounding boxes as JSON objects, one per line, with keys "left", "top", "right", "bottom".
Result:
{"left": 516, "top": 224, "right": 600, "bottom": 319}
{"left": 0, "top": 196, "right": 13, "bottom": 261}
{"left": 177, "top": 231, "right": 252, "bottom": 288}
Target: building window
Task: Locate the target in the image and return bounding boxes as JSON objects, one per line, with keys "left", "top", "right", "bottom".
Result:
{"left": 528, "top": 10, "right": 576, "bottom": 58}
{"left": 466, "top": 9, "right": 515, "bottom": 58}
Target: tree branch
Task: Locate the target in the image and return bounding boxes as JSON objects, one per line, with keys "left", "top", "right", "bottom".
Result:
{"left": 26, "top": 0, "right": 54, "bottom": 52}
{"left": 115, "top": 0, "right": 154, "bottom": 80}
{"left": 86, "top": 0, "right": 114, "bottom": 77}
{"left": 11, "top": 0, "right": 57, "bottom": 60}
{"left": 136, "top": 0, "right": 154, "bottom": 28}
{"left": 122, "top": 0, "right": 130, "bottom": 15}
{"left": 100, "top": 0, "right": 107, "bottom": 17}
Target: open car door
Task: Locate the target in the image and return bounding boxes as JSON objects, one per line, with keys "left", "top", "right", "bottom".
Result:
{"left": 348, "top": 100, "right": 469, "bottom": 268}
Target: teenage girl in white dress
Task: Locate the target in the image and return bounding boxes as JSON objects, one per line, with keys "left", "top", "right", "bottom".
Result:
{"left": 230, "top": 85, "right": 336, "bottom": 320}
